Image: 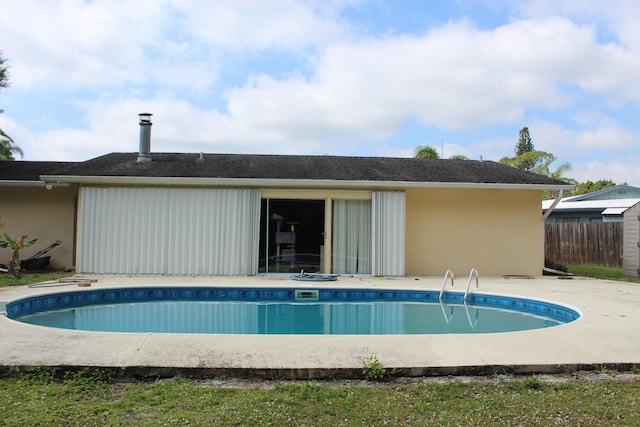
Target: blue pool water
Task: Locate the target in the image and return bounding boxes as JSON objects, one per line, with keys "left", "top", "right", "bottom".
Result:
{"left": 6, "top": 287, "right": 580, "bottom": 335}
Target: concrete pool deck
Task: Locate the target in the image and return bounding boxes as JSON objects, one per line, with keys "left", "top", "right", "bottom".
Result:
{"left": 1, "top": 275, "right": 639, "bottom": 379}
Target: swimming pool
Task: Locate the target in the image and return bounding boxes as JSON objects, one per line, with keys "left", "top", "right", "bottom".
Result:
{"left": 5, "top": 286, "right": 580, "bottom": 335}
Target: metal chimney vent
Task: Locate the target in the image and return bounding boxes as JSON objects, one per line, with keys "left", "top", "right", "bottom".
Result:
{"left": 137, "top": 113, "right": 153, "bottom": 163}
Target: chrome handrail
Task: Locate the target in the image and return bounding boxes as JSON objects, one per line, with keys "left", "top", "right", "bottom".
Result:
{"left": 463, "top": 268, "right": 479, "bottom": 303}
{"left": 438, "top": 269, "right": 455, "bottom": 301}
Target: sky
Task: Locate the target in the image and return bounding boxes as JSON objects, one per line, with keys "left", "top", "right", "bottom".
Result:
{"left": 1, "top": 0, "right": 639, "bottom": 185}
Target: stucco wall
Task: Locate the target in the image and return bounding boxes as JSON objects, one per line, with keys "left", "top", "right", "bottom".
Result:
{"left": 0, "top": 185, "right": 77, "bottom": 270}
{"left": 405, "top": 188, "right": 544, "bottom": 276}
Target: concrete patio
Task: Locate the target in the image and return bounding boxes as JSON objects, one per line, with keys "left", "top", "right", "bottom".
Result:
{"left": 1, "top": 275, "right": 639, "bottom": 379}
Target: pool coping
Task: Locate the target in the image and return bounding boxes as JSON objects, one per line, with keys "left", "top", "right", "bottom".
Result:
{"left": 1, "top": 275, "right": 639, "bottom": 380}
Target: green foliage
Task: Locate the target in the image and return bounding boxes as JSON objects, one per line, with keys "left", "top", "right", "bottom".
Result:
{"left": 574, "top": 179, "right": 617, "bottom": 196}
{"left": 414, "top": 144, "right": 440, "bottom": 159}
{"left": 500, "top": 150, "right": 553, "bottom": 172}
{"left": 362, "top": 355, "right": 397, "bottom": 381}
{"left": 0, "top": 51, "right": 8, "bottom": 89}
{"left": 600, "top": 366, "right": 620, "bottom": 376}
{"left": 362, "top": 355, "right": 387, "bottom": 380}
{"left": 500, "top": 149, "right": 577, "bottom": 199}
{"left": 1, "top": 376, "right": 639, "bottom": 425}
{"left": 0, "top": 232, "right": 37, "bottom": 277}
{"left": 0, "top": 51, "right": 22, "bottom": 160}
{"left": 414, "top": 145, "right": 468, "bottom": 160}
{"left": 0, "top": 232, "right": 37, "bottom": 249}
{"left": 501, "top": 128, "right": 576, "bottom": 195}
{"left": 18, "top": 366, "right": 58, "bottom": 385}
{"left": 516, "top": 127, "right": 534, "bottom": 156}
{"left": 63, "top": 369, "right": 115, "bottom": 396}
{"left": 522, "top": 375, "right": 547, "bottom": 390}
{"left": 0, "top": 271, "right": 74, "bottom": 287}
{"left": 565, "top": 264, "right": 640, "bottom": 283}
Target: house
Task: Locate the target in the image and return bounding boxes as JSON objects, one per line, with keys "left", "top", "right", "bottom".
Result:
{"left": 542, "top": 185, "right": 640, "bottom": 224}
{"left": 1, "top": 115, "right": 573, "bottom": 277}
{"left": 0, "top": 161, "right": 77, "bottom": 270}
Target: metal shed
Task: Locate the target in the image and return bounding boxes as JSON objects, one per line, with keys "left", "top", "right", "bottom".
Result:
{"left": 623, "top": 201, "right": 640, "bottom": 277}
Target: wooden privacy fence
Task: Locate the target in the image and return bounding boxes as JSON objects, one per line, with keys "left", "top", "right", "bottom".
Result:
{"left": 545, "top": 222, "right": 623, "bottom": 267}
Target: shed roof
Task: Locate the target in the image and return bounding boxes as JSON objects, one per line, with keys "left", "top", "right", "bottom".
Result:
{"left": 542, "top": 197, "right": 640, "bottom": 212}
{"left": 38, "top": 152, "right": 571, "bottom": 190}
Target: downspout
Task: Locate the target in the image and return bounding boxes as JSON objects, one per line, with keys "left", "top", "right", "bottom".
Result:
{"left": 542, "top": 189, "right": 564, "bottom": 222}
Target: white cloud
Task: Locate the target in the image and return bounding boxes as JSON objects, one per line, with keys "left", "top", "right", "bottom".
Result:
{"left": 0, "top": 0, "right": 352, "bottom": 91}
{"left": 575, "top": 159, "right": 640, "bottom": 185}
{"left": 532, "top": 118, "right": 637, "bottom": 158}
{"left": 172, "top": 0, "right": 352, "bottom": 52}
{"left": 2, "top": 0, "right": 640, "bottom": 185}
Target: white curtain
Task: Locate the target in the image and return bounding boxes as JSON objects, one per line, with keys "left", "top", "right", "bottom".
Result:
{"left": 332, "top": 199, "right": 372, "bottom": 274}
{"left": 372, "top": 191, "right": 405, "bottom": 276}
{"left": 78, "top": 187, "right": 260, "bottom": 275}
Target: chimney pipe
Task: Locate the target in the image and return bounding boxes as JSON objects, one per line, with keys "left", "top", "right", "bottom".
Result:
{"left": 137, "top": 113, "right": 153, "bottom": 163}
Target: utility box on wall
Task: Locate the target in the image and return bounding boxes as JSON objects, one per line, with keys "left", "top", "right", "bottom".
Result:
{"left": 623, "top": 202, "right": 640, "bottom": 277}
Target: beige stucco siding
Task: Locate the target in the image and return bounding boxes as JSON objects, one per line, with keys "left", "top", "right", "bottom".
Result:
{"left": 0, "top": 186, "right": 77, "bottom": 270}
{"left": 405, "top": 188, "right": 544, "bottom": 276}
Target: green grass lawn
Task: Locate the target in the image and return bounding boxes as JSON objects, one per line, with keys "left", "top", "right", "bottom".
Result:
{"left": 1, "top": 371, "right": 639, "bottom": 426}
{"left": 566, "top": 264, "right": 640, "bottom": 283}
{"left": 0, "top": 271, "right": 74, "bottom": 287}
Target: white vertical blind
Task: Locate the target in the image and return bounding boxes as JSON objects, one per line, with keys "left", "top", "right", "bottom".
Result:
{"left": 332, "top": 199, "right": 372, "bottom": 274}
{"left": 78, "top": 187, "right": 260, "bottom": 275}
{"left": 372, "top": 191, "right": 405, "bottom": 276}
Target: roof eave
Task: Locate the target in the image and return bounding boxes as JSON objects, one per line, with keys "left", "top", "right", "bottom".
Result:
{"left": 0, "top": 179, "right": 75, "bottom": 188}
{"left": 40, "top": 175, "right": 575, "bottom": 191}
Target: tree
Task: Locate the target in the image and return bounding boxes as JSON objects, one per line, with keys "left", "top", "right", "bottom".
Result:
{"left": 574, "top": 179, "right": 617, "bottom": 196}
{"left": 413, "top": 145, "right": 468, "bottom": 160}
{"left": 0, "top": 233, "right": 37, "bottom": 277}
{"left": 0, "top": 51, "right": 23, "bottom": 160}
{"left": 414, "top": 144, "right": 440, "bottom": 159}
{"left": 504, "top": 127, "right": 537, "bottom": 171}
{"left": 499, "top": 127, "right": 577, "bottom": 199}
{"left": 515, "top": 127, "right": 534, "bottom": 156}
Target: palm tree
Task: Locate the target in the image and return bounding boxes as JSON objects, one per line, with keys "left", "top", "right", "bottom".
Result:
{"left": 0, "top": 52, "right": 22, "bottom": 160}
{"left": 0, "top": 130, "right": 23, "bottom": 160}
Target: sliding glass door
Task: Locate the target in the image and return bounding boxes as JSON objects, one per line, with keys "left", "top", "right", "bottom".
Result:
{"left": 259, "top": 199, "right": 325, "bottom": 273}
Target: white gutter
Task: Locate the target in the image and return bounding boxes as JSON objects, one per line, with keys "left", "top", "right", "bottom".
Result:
{"left": 542, "top": 190, "right": 565, "bottom": 221}
{"left": 0, "top": 180, "right": 70, "bottom": 188}
{"left": 40, "top": 175, "right": 575, "bottom": 192}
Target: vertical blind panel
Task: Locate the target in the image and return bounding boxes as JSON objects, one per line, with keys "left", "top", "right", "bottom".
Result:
{"left": 372, "top": 191, "right": 406, "bottom": 276}
{"left": 332, "top": 199, "right": 372, "bottom": 274}
{"left": 78, "top": 187, "right": 260, "bottom": 275}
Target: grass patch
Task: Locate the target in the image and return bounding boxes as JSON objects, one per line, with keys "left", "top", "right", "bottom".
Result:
{"left": 565, "top": 264, "right": 640, "bottom": 283}
{"left": 0, "top": 271, "right": 74, "bottom": 287}
{"left": 1, "top": 377, "right": 639, "bottom": 425}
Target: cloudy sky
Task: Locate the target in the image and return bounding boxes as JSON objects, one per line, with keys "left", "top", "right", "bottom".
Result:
{"left": 1, "top": 0, "right": 639, "bottom": 185}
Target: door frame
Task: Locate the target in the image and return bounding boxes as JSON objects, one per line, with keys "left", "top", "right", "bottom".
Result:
{"left": 260, "top": 190, "right": 372, "bottom": 274}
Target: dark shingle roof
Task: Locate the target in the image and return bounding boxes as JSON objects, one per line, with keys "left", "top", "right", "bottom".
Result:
{"left": 40, "top": 152, "right": 570, "bottom": 186}
{"left": 0, "top": 161, "right": 77, "bottom": 181}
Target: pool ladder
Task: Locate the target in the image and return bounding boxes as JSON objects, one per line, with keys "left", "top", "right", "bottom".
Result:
{"left": 438, "top": 268, "right": 480, "bottom": 303}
